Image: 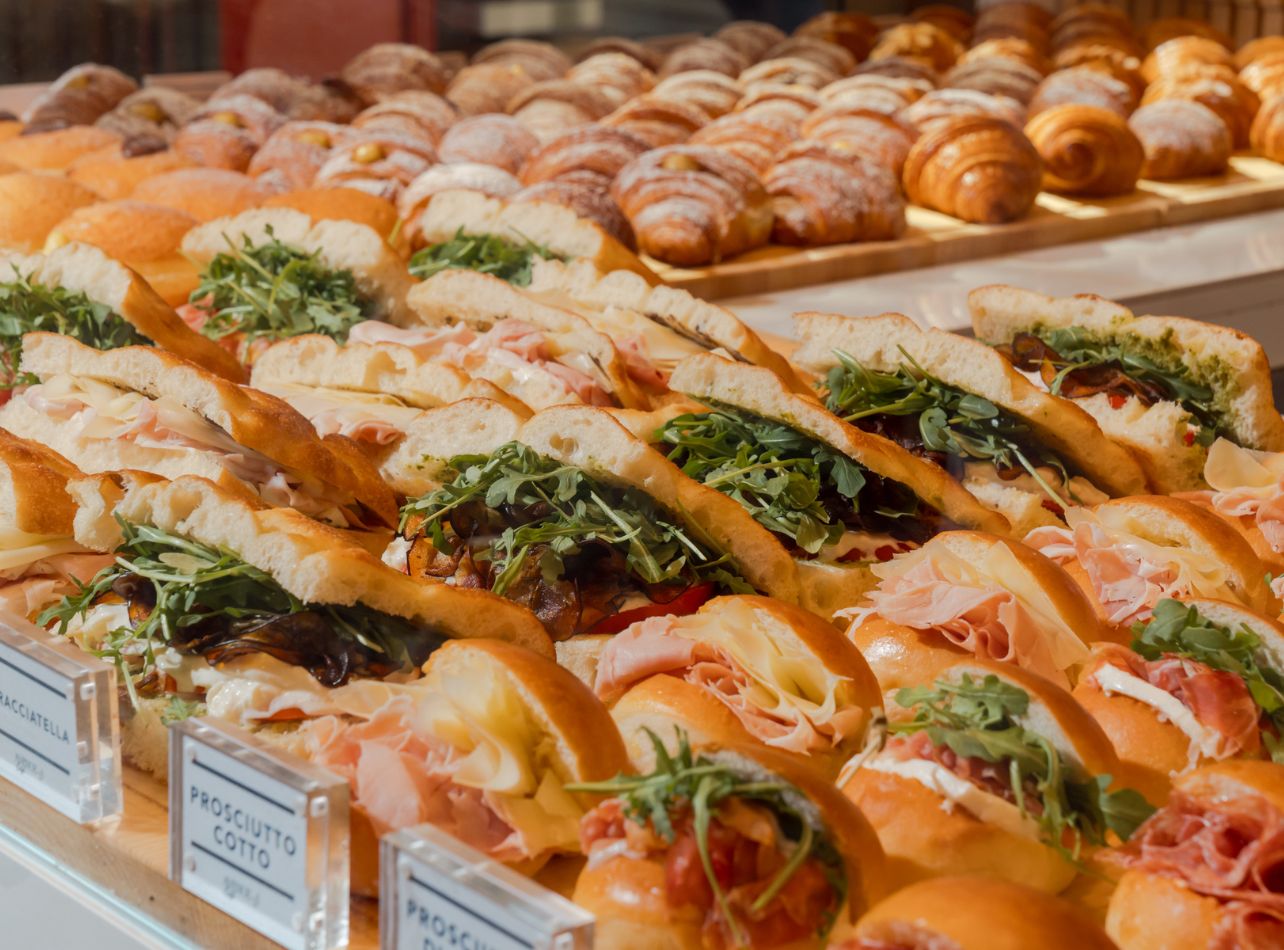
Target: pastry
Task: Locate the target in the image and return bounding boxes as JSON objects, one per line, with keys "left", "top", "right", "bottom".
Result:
{"left": 1235, "top": 36, "right": 1284, "bottom": 70}
{"left": 651, "top": 70, "right": 743, "bottom": 118}
{"left": 172, "top": 94, "right": 285, "bottom": 171}
{"left": 214, "top": 68, "right": 359, "bottom": 122}
{"left": 1025, "top": 103, "right": 1144, "bottom": 196}
{"left": 21, "top": 63, "right": 137, "bottom": 134}
{"left": 1240, "top": 52, "right": 1284, "bottom": 99}
{"left": 566, "top": 53, "right": 655, "bottom": 106}
{"left": 944, "top": 58, "right": 1044, "bottom": 104}
{"left": 764, "top": 36, "right": 858, "bottom": 76}
{"left": 688, "top": 112, "right": 799, "bottom": 173}
{"left": 659, "top": 38, "right": 748, "bottom": 79}
{"left": 340, "top": 43, "right": 450, "bottom": 104}
{"left": 1028, "top": 66, "right": 1138, "bottom": 118}
{"left": 600, "top": 95, "right": 708, "bottom": 147}
{"left": 1141, "top": 36, "right": 1235, "bottom": 83}
{"left": 870, "top": 22, "right": 964, "bottom": 72}
{"left": 513, "top": 172, "right": 636, "bottom": 249}
{"left": 852, "top": 54, "right": 941, "bottom": 85}
{"left": 960, "top": 38, "right": 1052, "bottom": 74}
{"left": 312, "top": 129, "right": 437, "bottom": 199}
{"left": 899, "top": 87, "right": 1027, "bottom": 134}
{"left": 1251, "top": 92, "right": 1284, "bottom": 162}
{"left": 573, "top": 36, "right": 662, "bottom": 72}
{"left": 445, "top": 63, "right": 535, "bottom": 116}
{"left": 398, "top": 163, "right": 522, "bottom": 228}
{"left": 95, "top": 87, "right": 199, "bottom": 147}
{"left": 1128, "top": 99, "right": 1232, "bottom": 178}
{"left": 735, "top": 81, "right": 821, "bottom": 112}
{"left": 765, "top": 143, "right": 906, "bottom": 244}
{"left": 801, "top": 108, "right": 918, "bottom": 175}
{"left": 351, "top": 90, "right": 458, "bottom": 143}
{"left": 246, "top": 120, "right": 352, "bottom": 192}
{"left": 1143, "top": 72, "right": 1260, "bottom": 147}
{"left": 0, "top": 125, "right": 120, "bottom": 170}
{"left": 739, "top": 56, "right": 840, "bottom": 89}
{"left": 472, "top": 38, "right": 571, "bottom": 81}
{"left": 912, "top": 4, "right": 976, "bottom": 42}
{"left": 712, "top": 20, "right": 787, "bottom": 62}
{"left": 66, "top": 147, "right": 191, "bottom": 200}
{"left": 795, "top": 11, "right": 880, "bottom": 59}
{"left": 518, "top": 125, "right": 649, "bottom": 185}
{"left": 506, "top": 80, "right": 617, "bottom": 142}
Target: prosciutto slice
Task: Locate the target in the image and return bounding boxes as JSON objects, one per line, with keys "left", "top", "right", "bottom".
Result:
{"left": 0, "top": 552, "right": 116, "bottom": 619}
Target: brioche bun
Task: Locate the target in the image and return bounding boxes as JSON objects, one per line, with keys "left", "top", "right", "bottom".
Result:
{"left": 0, "top": 173, "right": 99, "bottom": 251}
{"left": 131, "top": 167, "right": 270, "bottom": 222}
{"left": 67, "top": 147, "right": 192, "bottom": 200}
{"left": 0, "top": 126, "right": 120, "bottom": 170}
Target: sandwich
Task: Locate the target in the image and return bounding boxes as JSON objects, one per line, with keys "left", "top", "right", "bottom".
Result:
{"left": 1073, "top": 597, "right": 1284, "bottom": 804}
{"left": 262, "top": 186, "right": 402, "bottom": 248}
{"left": 842, "top": 531, "right": 1106, "bottom": 693}
{"left": 179, "top": 207, "right": 413, "bottom": 365}
{"left": 1104, "top": 761, "right": 1284, "bottom": 950}
{"left": 653, "top": 353, "right": 1009, "bottom": 616}
{"left": 404, "top": 188, "right": 655, "bottom": 283}
{"left": 0, "top": 332, "right": 397, "bottom": 530}
{"left": 402, "top": 269, "right": 655, "bottom": 409}
{"left": 0, "top": 242, "right": 244, "bottom": 388}
{"left": 0, "top": 428, "right": 112, "bottom": 619}
{"left": 841, "top": 659, "right": 1154, "bottom": 894}
{"left": 848, "top": 876, "right": 1118, "bottom": 950}
{"left": 970, "top": 285, "right": 1284, "bottom": 493}
{"left": 589, "top": 594, "right": 883, "bottom": 777}
{"left": 385, "top": 402, "right": 800, "bottom": 640}
{"left": 570, "top": 730, "right": 886, "bottom": 949}
{"left": 38, "top": 473, "right": 551, "bottom": 765}
{"left": 791, "top": 311, "right": 1147, "bottom": 536}
{"left": 1025, "top": 496, "right": 1279, "bottom": 632}
{"left": 1183, "top": 437, "right": 1284, "bottom": 587}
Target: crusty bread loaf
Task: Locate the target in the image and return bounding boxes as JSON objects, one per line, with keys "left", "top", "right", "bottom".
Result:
{"left": 0, "top": 426, "right": 82, "bottom": 536}
{"left": 378, "top": 398, "right": 528, "bottom": 496}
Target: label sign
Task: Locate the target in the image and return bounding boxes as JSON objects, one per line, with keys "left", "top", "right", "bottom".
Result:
{"left": 0, "top": 610, "right": 121, "bottom": 823}
{"left": 381, "top": 825, "right": 593, "bottom": 950}
{"left": 170, "top": 718, "right": 349, "bottom": 950}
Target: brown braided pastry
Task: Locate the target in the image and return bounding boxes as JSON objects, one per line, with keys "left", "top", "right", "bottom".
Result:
{"left": 652, "top": 71, "right": 744, "bottom": 119}
{"left": 567, "top": 53, "right": 655, "bottom": 106}
{"left": 899, "top": 88, "right": 1027, "bottom": 135}
{"left": 740, "top": 56, "right": 840, "bottom": 89}
{"left": 766, "top": 143, "right": 906, "bottom": 244}
{"left": 506, "top": 80, "right": 617, "bottom": 142}
{"left": 352, "top": 91, "right": 457, "bottom": 144}
{"left": 173, "top": 95, "right": 285, "bottom": 171}
{"left": 611, "top": 144, "right": 772, "bottom": 265}
{"left": 870, "top": 23, "right": 964, "bottom": 73}
{"left": 1028, "top": 67, "right": 1138, "bottom": 118}
{"left": 313, "top": 129, "right": 437, "bottom": 199}
{"left": 960, "top": 39, "right": 1051, "bottom": 74}
{"left": 1144, "top": 18, "right": 1232, "bottom": 53}
{"left": 1241, "top": 53, "right": 1284, "bottom": 99}
{"left": 519, "top": 125, "right": 650, "bottom": 185}
{"left": 902, "top": 114, "right": 1043, "bottom": 222}
{"left": 513, "top": 172, "right": 637, "bottom": 249}
{"left": 689, "top": 112, "right": 799, "bottom": 174}
{"left": 944, "top": 59, "right": 1044, "bottom": 104}
{"left": 472, "top": 39, "right": 571, "bottom": 81}
{"left": 247, "top": 121, "right": 352, "bottom": 192}
{"left": 1142, "top": 72, "right": 1260, "bottom": 147}
{"left": 341, "top": 44, "right": 450, "bottom": 105}
{"left": 1141, "top": 37, "right": 1234, "bottom": 83}
{"left": 1024, "top": 103, "right": 1143, "bottom": 196}
{"left": 795, "top": 12, "right": 880, "bottom": 60}
{"left": 1251, "top": 92, "right": 1284, "bottom": 161}
{"left": 96, "top": 87, "right": 199, "bottom": 146}
{"left": 574, "top": 37, "right": 662, "bottom": 72}
{"left": 735, "top": 83, "right": 822, "bottom": 113}
{"left": 445, "top": 64, "right": 537, "bottom": 116}
{"left": 601, "top": 95, "right": 709, "bottom": 148}
{"left": 852, "top": 56, "right": 941, "bottom": 85}
{"left": 1236, "top": 37, "right": 1284, "bottom": 70}
{"left": 912, "top": 5, "right": 976, "bottom": 42}
{"left": 437, "top": 115, "right": 538, "bottom": 174}
{"left": 22, "top": 64, "right": 137, "bottom": 134}
{"left": 1128, "top": 100, "right": 1232, "bottom": 179}
{"left": 801, "top": 109, "right": 917, "bottom": 175}
{"left": 660, "top": 39, "right": 749, "bottom": 79}
{"left": 765, "top": 37, "right": 858, "bottom": 76}
{"left": 713, "top": 21, "right": 788, "bottom": 62}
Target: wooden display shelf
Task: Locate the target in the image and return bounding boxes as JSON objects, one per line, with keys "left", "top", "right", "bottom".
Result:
{"left": 0, "top": 766, "right": 378, "bottom": 949}
{"left": 651, "top": 156, "right": 1284, "bottom": 300}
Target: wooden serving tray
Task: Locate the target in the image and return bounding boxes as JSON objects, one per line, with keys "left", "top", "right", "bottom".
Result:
{"left": 650, "top": 155, "right": 1284, "bottom": 300}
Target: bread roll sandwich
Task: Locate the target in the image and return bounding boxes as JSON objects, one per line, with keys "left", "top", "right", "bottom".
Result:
{"left": 589, "top": 594, "right": 883, "bottom": 778}
{"left": 1026, "top": 496, "right": 1279, "bottom": 634}
{"left": 399, "top": 269, "right": 655, "bottom": 409}
{"left": 0, "top": 332, "right": 397, "bottom": 530}
{"left": 0, "top": 243, "right": 244, "bottom": 387}
{"left": 841, "top": 659, "right": 1154, "bottom": 894}
{"left": 848, "top": 876, "right": 1117, "bottom": 950}
{"left": 1104, "top": 761, "right": 1284, "bottom": 950}
{"left": 792, "top": 311, "right": 1147, "bottom": 536}
{"left": 0, "top": 428, "right": 113, "bottom": 619}
{"left": 1073, "top": 597, "right": 1284, "bottom": 804}
{"left": 179, "top": 207, "right": 413, "bottom": 365}
{"left": 1185, "top": 437, "right": 1284, "bottom": 585}
{"left": 844, "top": 531, "right": 1107, "bottom": 693}
{"left": 969, "top": 284, "right": 1284, "bottom": 493}
{"left": 404, "top": 188, "right": 655, "bottom": 282}
{"left": 570, "top": 731, "right": 886, "bottom": 949}
{"left": 38, "top": 473, "right": 552, "bottom": 764}
{"left": 385, "top": 402, "right": 800, "bottom": 640}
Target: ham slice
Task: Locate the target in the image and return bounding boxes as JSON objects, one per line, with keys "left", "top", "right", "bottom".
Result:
{"left": 0, "top": 552, "right": 116, "bottom": 619}
{"left": 348, "top": 319, "right": 477, "bottom": 356}
{"left": 307, "top": 407, "right": 404, "bottom": 445}
{"left": 1203, "top": 439, "right": 1284, "bottom": 557}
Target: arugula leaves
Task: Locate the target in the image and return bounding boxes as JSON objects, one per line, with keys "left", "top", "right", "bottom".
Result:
{"left": 822, "top": 348, "right": 1078, "bottom": 508}
{"left": 192, "top": 228, "right": 370, "bottom": 345}
{"left": 400, "top": 442, "right": 751, "bottom": 597}
{"left": 408, "top": 228, "right": 562, "bottom": 286}
{"left": 39, "top": 519, "right": 444, "bottom": 704}
{"left": 659, "top": 405, "right": 925, "bottom": 555}
{"left": 1132, "top": 599, "right": 1284, "bottom": 762}
{"left": 568, "top": 729, "right": 847, "bottom": 942}
{"left": 891, "top": 675, "right": 1155, "bottom": 857}
{"left": 0, "top": 271, "right": 147, "bottom": 386}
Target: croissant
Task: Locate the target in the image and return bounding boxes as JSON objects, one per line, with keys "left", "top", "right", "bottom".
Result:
{"left": 735, "top": 83, "right": 821, "bottom": 113}
{"left": 506, "top": 80, "right": 617, "bottom": 142}
{"left": 173, "top": 95, "right": 285, "bottom": 171}
{"left": 96, "top": 87, "right": 199, "bottom": 146}
{"left": 341, "top": 44, "right": 450, "bottom": 105}
{"left": 1024, "top": 103, "right": 1143, "bottom": 196}
{"left": 1028, "top": 67, "right": 1137, "bottom": 118}
{"left": 689, "top": 112, "right": 799, "bottom": 173}
{"left": 739, "top": 56, "right": 840, "bottom": 90}
{"left": 1251, "top": 93, "right": 1284, "bottom": 162}
{"left": 795, "top": 12, "right": 880, "bottom": 60}
{"left": 601, "top": 95, "right": 708, "bottom": 148}
{"left": 902, "top": 114, "right": 1043, "bottom": 223}
{"left": 1142, "top": 72, "right": 1260, "bottom": 147}
{"left": 1141, "top": 37, "right": 1234, "bottom": 83}
{"left": 446, "top": 63, "right": 536, "bottom": 117}
{"left": 660, "top": 39, "right": 748, "bottom": 79}
{"left": 944, "top": 59, "right": 1044, "bottom": 104}
{"left": 852, "top": 56, "right": 941, "bottom": 86}
{"left": 960, "top": 39, "right": 1051, "bottom": 74}
{"left": 352, "top": 91, "right": 458, "bottom": 144}
{"left": 1128, "top": 100, "right": 1232, "bottom": 179}
{"left": 870, "top": 23, "right": 964, "bottom": 73}
{"left": 972, "top": 4, "right": 1051, "bottom": 49}
{"left": 437, "top": 115, "right": 538, "bottom": 174}
{"left": 899, "top": 88, "right": 1027, "bottom": 135}
{"left": 399, "top": 163, "right": 521, "bottom": 236}
{"left": 734, "top": 99, "right": 813, "bottom": 126}
{"left": 247, "top": 121, "right": 352, "bottom": 192}
{"left": 801, "top": 109, "right": 917, "bottom": 175}
{"left": 519, "top": 125, "right": 649, "bottom": 185}
{"left": 215, "top": 68, "right": 358, "bottom": 123}
{"left": 472, "top": 39, "right": 570, "bottom": 81}
{"left": 1240, "top": 53, "right": 1284, "bottom": 98}
{"left": 912, "top": 4, "right": 975, "bottom": 42}
{"left": 713, "top": 21, "right": 787, "bottom": 62}
{"left": 566, "top": 53, "right": 655, "bottom": 106}
{"left": 652, "top": 71, "right": 743, "bottom": 119}
{"left": 574, "top": 37, "right": 662, "bottom": 72}
{"left": 1236, "top": 37, "right": 1284, "bottom": 70}
{"left": 514, "top": 172, "right": 636, "bottom": 249}
{"left": 22, "top": 63, "right": 137, "bottom": 134}
{"left": 822, "top": 74, "right": 932, "bottom": 106}
{"left": 1144, "top": 18, "right": 1232, "bottom": 53}
{"left": 766, "top": 144, "right": 906, "bottom": 245}
{"left": 763, "top": 37, "right": 857, "bottom": 77}
{"left": 1052, "top": 45, "right": 1145, "bottom": 97}
{"left": 313, "top": 129, "right": 437, "bottom": 199}
{"left": 611, "top": 144, "right": 772, "bottom": 265}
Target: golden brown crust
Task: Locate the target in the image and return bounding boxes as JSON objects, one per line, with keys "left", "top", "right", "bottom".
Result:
{"left": 1128, "top": 99, "right": 1233, "bottom": 179}
{"left": 130, "top": 167, "right": 269, "bottom": 222}
{"left": 0, "top": 427, "right": 82, "bottom": 536}
{"left": 262, "top": 186, "right": 400, "bottom": 244}
{"left": 1106, "top": 870, "right": 1225, "bottom": 950}
{"left": 0, "top": 173, "right": 99, "bottom": 252}
{"left": 870, "top": 23, "right": 964, "bottom": 73}
{"left": 1029, "top": 67, "right": 1138, "bottom": 118}
{"left": 1175, "top": 757, "right": 1284, "bottom": 813}
{"left": 1025, "top": 104, "right": 1144, "bottom": 197}
{"left": 1142, "top": 71, "right": 1261, "bottom": 148}
{"left": 1252, "top": 92, "right": 1284, "bottom": 163}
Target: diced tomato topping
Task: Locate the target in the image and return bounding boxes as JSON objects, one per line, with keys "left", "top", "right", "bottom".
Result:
{"left": 586, "top": 583, "right": 716, "bottom": 635}
{"left": 1108, "top": 393, "right": 1127, "bottom": 409}
{"left": 1184, "top": 430, "right": 1196, "bottom": 447}
{"left": 1041, "top": 498, "right": 1065, "bottom": 518}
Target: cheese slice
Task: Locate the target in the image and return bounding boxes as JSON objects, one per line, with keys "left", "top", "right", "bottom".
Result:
{"left": 1092, "top": 664, "right": 1223, "bottom": 768}
{"left": 0, "top": 536, "right": 86, "bottom": 573}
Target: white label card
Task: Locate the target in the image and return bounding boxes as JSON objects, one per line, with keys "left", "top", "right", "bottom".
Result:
{"left": 0, "top": 637, "right": 77, "bottom": 800}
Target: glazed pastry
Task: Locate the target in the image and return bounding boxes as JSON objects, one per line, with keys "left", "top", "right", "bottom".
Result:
{"left": 472, "top": 39, "right": 571, "bottom": 81}
{"left": 713, "top": 20, "right": 787, "bottom": 62}
{"left": 944, "top": 58, "right": 1044, "bottom": 104}
{"left": 445, "top": 63, "right": 536, "bottom": 116}
{"left": 902, "top": 114, "right": 1043, "bottom": 223}
{"left": 518, "top": 125, "right": 649, "bottom": 185}
{"left": 566, "top": 53, "right": 655, "bottom": 106}
{"left": 1240, "top": 53, "right": 1284, "bottom": 98}
{"left": 764, "top": 36, "right": 858, "bottom": 76}
{"left": 1142, "top": 72, "right": 1260, "bottom": 147}
{"left": 513, "top": 172, "right": 636, "bottom": 249}
{"left": 688, "top": 112, "right": 800, "bottom": 173}
{"left": 398, "top": 162, "right": 522, "bottom": 237}
{"left": 1128, "top": 99, "right": 1232, "bottom": 178}
{"left": 436, "top": 114, "right": 538, "bottom": 175}
{"left": 247, "top": 121, "right": 351, "bottom": 192}
{"left": 734, "top": 82, "right": 821, "bottom": 113}
{"left": 1251, "top": 92, "right": 1284, "bottom": 161}
{"left": 1144, "top": 18, "right": 1232, "bottom": 52}
{"left": 899, "top": 88, "right": 1027, "bottom": 134}
{"left": 852, "top": 55, "right": 941, "bottom": 86}
{"left": 600, "top": 95, "right": 708, "bottom": 147}
{"left": 870, "top": 23, "right": 965, "bottom": 72}
{"left": 506, "top": 80, "right": 617, "bottom": 142}
{"left": 659, "top": 39, "right": 748, "bottom": 79}
{"left": 96, "top": 87, "right": 199, "bottom": 146}
{"left": 766, "top": 143, "right": 906, "bottom": 245}
{"left": 651, "top": 70, "right": 744, "bottom": 118}
{"left": 960, "top": 38, "right": 1051, "bottom": 74}
{"left": 173, "top": 94, "right": 285, "bottom": 171}
{"left": 574, "top": 37, "right": 662, "bottom": 72}
{"left": 912, "top": 4, "right": 976, "bottom": 42}
{"left": 313, "top": 129, "right": 437, "bottom": 199}
{"left": 801, "top": 108, "right": 917, "bottom": 175}
{"left": 21, "top": 63, "right": 137, "bottom": 133}
{"left": 351, "top": 91, "right": 458, "bottom": 144}
{"left": 1028, "top": 67, "right": 1138, "bottom": 118}
{"left": 1024, "top": 103, "right": 1143, "bottom": 196}
{"left": 1141, "top": 36, "right": 1234, "bottom": 83}
{"left": 341, "top": 43, "right": 450, "bottom": 104}
{"left": 795, "top": 11, "right": 880, "bottom": 60}
{"left": 612, "top": 144, "right": 772, "bottom": 265}
{"left": 739, "top": 56, "right": 840, "bottom": 89}
{"left": 1236, "top": 36, "right": 1284, "bottom": 70}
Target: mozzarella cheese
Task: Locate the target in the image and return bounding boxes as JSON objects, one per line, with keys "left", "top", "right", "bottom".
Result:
{"left": 1091, "top": 664, "right": 1224, "bottom": 768}
{"left": 0, "top": 535, "right": 85, "bottom": 573}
